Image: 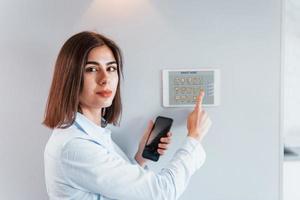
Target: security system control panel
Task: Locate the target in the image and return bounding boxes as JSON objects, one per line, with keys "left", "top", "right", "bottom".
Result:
{"left": 162, "top": 69, "right": 220, "bottom": 107}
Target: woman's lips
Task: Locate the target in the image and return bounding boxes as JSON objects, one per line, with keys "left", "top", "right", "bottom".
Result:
{"left": 97, "top": 90, "right": 112, "bottom": 98}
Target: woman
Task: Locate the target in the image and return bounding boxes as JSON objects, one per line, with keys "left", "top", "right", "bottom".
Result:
{"left": 43, "top": 31, "right": 212, "bottom": 200}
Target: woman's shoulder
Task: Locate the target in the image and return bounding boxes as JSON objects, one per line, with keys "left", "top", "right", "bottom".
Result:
{"left": 53, "top": 124, "right": 89, "bottom": 140}
{"left": 44, "top": 124, "right": 90, "bottom": 158}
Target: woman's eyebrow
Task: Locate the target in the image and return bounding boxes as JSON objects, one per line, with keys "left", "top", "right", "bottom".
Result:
{"left": 106, "top": 61, "right": 117, "bottom": 65}
{"left": 85, "top": 61, "right": 117, "bottom": 66}
{"left": 85, "top": 61, "right": 100, "bottom": 66}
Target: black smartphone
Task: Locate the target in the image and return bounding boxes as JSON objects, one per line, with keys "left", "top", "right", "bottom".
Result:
{"left": 142, "top": 116, "right": 173, "bottom": 162}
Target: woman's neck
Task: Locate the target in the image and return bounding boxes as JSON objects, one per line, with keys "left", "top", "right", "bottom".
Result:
{"left": 80, "top": 107, "right": 102, "bottom": 126}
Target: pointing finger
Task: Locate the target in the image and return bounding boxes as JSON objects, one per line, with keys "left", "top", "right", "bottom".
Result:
{"left": 195, "top": 90, "right": 204, "bottom": 112}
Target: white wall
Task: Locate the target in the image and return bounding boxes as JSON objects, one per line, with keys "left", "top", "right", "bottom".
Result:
{"left": 284, "top": 161, "right": 300, "bottom": 200}
{"left": 0, "top": 0, "right": 282, "bottom": 199}
{"left": 284, "top": 0, "right": 300, "bottom": 146}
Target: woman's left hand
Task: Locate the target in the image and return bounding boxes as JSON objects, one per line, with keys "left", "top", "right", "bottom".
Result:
{"left": 135, "top": 120, "right": 172, "bottom": 167}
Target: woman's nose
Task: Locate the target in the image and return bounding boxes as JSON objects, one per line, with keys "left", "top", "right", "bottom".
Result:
{"left": 98, "top": 71, "right": 109, "bottom": 85}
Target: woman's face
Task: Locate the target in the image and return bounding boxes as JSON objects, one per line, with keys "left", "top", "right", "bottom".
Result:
{"left": 79, "top": 45, "right": 119, "bottom": 111}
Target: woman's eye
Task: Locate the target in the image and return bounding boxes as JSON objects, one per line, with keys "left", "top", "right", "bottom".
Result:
{"left": 107, "top": 66, "right": 117, "bottom": 72}
{"left": 85, "top": 67, "right": 97, "bottom": 72}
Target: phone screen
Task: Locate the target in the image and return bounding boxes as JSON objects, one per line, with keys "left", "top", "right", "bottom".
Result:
{"left": 146, "top": 117, "right": 172, "bottom": 145}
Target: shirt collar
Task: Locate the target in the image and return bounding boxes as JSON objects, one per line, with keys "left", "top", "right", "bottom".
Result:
{"left": 74, "top": 112, "right": 112, "bottom": 148}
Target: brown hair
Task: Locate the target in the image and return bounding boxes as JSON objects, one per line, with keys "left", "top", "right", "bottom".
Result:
{"left": 42, "top": 31, "right": 123, "bottom": 129}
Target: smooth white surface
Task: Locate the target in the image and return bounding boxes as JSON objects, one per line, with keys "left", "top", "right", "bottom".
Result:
{"left": 283, "top": 0, "right": 300, "bottom": 142}
{"left": 284, "top": 161, "right": 300, "bottom": 200}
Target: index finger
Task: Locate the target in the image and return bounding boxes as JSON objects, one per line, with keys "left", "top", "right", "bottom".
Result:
{"left": 195, "top": 90, "right": 204, "bottom": 111}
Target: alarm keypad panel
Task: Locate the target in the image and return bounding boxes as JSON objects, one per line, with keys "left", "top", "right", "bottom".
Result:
{"left": 162, "top": 69, "right": 220, "bottom": 107}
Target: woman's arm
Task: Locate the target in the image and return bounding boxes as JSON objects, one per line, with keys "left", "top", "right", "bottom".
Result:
{"left": 61, "top": 136, "right": 205, "bottom": 200}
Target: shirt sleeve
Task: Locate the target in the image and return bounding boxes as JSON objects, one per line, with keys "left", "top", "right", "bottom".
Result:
{"left": 60, "top": 136, "right": 206, "bottom": 200}
{"left": 129, "top": 157, "right": 150, "bottom": 171}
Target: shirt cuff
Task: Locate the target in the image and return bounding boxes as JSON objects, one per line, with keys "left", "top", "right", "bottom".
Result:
{"left": 130, "top": 157, "right": 149, "bottom": 170}
{"left": 181, "top": 136, "right": 206, "bottom": 169}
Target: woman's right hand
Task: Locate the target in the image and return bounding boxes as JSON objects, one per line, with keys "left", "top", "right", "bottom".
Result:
{"left": 187, "top": 91, "right": 212, "bottom": 142}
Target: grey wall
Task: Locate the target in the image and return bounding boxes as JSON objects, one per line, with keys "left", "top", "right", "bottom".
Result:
{"left": 0, "top": 0, "right": 282, "bottom": 200}
{"left": 284, "top": 0, "right": 300, "bottom": 146}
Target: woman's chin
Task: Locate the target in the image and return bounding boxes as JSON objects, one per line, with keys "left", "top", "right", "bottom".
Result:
{"left": 100, "top": 100, "right": 113, "bottom": 108}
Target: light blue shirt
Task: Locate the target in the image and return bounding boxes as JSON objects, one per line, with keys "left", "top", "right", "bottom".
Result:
{"left": 44, "top": 112, "right": 206, "bottom": 200}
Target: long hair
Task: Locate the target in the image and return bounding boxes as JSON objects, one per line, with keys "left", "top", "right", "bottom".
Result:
{"left": 42, "top": 31, "right": 123, "bottom": 129}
